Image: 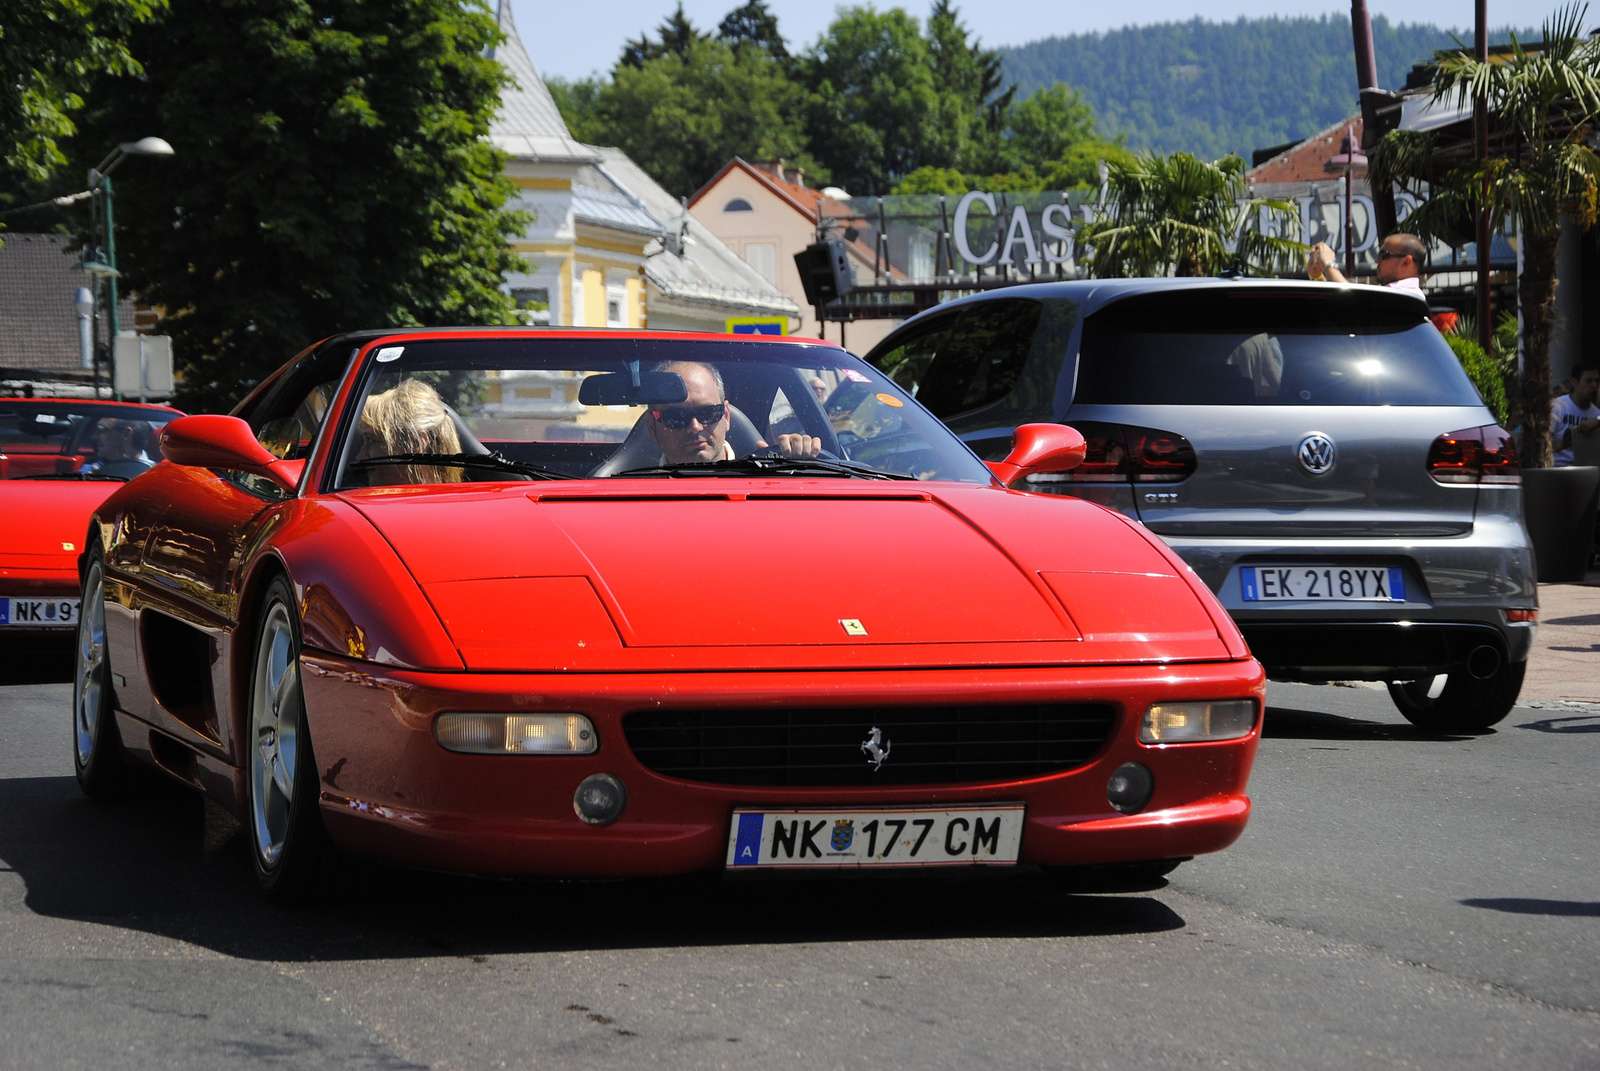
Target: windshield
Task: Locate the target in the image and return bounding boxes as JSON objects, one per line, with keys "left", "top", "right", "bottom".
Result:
{"left": 330, "top": 338, "right": 993, "bottom": 489}
{"left": 0, "top": 402, "right": 176, "bottom": 479}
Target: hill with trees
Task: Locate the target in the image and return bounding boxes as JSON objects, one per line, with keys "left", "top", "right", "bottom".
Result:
{"left": 1000, "top": 15, "right": 1534, "bottom": 160}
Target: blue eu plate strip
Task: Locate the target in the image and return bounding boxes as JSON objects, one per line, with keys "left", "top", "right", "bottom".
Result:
{"left": 1388, "top": 567, "right": 1406, "bottom": 601}
{"left": 732, "top": 812, "right": 764, "bottom": 866}
{"left": 1240, "top": 567, "right": 1258, "bottom": 602}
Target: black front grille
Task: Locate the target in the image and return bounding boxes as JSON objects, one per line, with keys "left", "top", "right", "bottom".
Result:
{"left": 622, "top": 703, "right": 1118, "bottom": 787}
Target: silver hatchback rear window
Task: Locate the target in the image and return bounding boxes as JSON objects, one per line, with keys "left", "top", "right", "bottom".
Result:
{"left": 1076, "top": 290, "right": 1484, "bottom": 407}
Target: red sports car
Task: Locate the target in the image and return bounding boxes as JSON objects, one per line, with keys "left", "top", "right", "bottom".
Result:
{"left": 1, "top": 398, "right": 179, "bottom": 639}
{"left": 75, "top": 329, "right": 1264, "bottom": 901}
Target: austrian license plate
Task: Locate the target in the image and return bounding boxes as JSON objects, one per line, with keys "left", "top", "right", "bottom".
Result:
{"left": 0, "top": 596, "right": 80, "bottom": 628}
{"left": 1240, "top": 565, "right": 1405, "bottom": 602}
{"left": 726, "top": 805, "right": 1024, "bottom": 869}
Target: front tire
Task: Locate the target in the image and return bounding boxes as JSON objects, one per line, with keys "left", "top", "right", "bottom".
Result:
{"left": 73, "top": 549, "right": 124, "bottom": 798}
{"left": 248, "top": 575, "right": 333, "bottom": 903}
{"left": 1387, "top": 661, "right": 1525, "bottom": 733}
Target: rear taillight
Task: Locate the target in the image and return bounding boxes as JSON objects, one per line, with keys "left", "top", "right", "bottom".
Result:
{"left": 1127, "top": 429, "right": 1197, "bottom": 482}
{"left": 1056, "top": 422, "right": 1196, "bottom": 484}
{"left": 1427, "top": 425, "right": 1521, "bottom": 486}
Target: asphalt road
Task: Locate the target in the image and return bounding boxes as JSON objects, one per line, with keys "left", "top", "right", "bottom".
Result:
{"left": 1, "top": 659, "right": 1596, "bottom": 1070}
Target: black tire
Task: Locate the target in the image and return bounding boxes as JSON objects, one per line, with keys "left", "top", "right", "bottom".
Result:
{"left": 1386, "top": 661, "right": 1525, "bottom": 733}
{"left": 72, "top": 549, "right": 125, "bottom": 798}
{"left": 247, "top": 574, "right": 334, "bottom": 903}
{"left": 1043, "top": 858, "right": 1185, "bottom": 893}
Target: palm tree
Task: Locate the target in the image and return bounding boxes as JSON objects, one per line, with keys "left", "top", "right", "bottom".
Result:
{"left": 1078, "top": 151, "right": 1302, "bottom": 278}
{"left": 1370, "top": 3, "right": 1600, "bottom": 466}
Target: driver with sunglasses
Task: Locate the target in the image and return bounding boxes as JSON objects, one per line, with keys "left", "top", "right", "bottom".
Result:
{"left": 646, "top": 360, "right": 822, "bottom": 463}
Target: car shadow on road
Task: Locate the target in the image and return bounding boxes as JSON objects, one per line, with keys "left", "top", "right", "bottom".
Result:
{"left": 0, "top": 774, "right": 1186, "bottom": 963}
{"left": 0, "top": 644, "right": 74, "bottom": 685}
{"left": 1515, "top": 714, "right": 1600, "bottom": 733}
{"left": 1461, "top": 897, "right": 1600, "bottom": 917}
{"left": 1262, "top": 705, "right": 1482, "bottom": 742}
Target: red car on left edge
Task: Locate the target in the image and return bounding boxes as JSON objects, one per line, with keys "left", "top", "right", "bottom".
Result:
{"left": 75, "top": 328, "right": 1265, "bottom": 903}
{"left": 0, "top": 398, "right": 180, "bottom": 640}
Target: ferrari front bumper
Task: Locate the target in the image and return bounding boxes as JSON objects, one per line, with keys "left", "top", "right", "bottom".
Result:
{"left": 297, "top": 653, "right": 1265, "bottom": 878}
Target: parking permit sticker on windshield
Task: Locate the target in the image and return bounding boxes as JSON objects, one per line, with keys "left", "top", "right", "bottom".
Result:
{"left": 375, "top": 346, "right": 404, "bottom": 362}
{"left": 875, "top": 393, "right": 904, "bottom": 407}
{"left": 841, "top": 369, "right": 870, "bottom": 382}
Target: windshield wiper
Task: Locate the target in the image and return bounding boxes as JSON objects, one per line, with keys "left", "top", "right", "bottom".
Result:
{"left": 15, "top": 472, "right": 128, "bottom": 482}
{"left": 613, "top": 454, "right": 917, "bottom": 481}
{"left": 346, "top": 451, "right": 579, "bottom": 480}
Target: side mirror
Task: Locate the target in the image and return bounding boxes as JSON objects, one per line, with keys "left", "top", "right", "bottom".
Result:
{"left": 160, "top": 415, "right": 302, "bottom": 491}
{"left": 986, "top": 423, "right": 1087, "bottom": 487}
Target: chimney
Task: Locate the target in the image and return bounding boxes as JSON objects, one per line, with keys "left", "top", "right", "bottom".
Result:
{"left": 791, "top": 167, "right": 805, "bottom": 187}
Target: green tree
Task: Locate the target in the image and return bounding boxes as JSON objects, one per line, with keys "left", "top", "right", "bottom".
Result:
{"left": 74, "top": 0, "right": 527, "bottom": 411}
{"left": 546, "top": 75, "right": 606, "bottom": 144}
{"left": 596, "top": 36, "right": 813, "bottom": 197}
{"left": 1002, "top": 84, "right": 1098, "bottom": 171}
{"left": 0, "top": 0, "right": 164, "bottom": 189}
{"left": 621, "top": 3, "right": 707, "bottom": 69}
{"left": 717, "top": 0, "right": 790, "bottom": 66}
{"left": 1370, "top": 4, "right": 1600, "bottom": 466}
{"left": 802, "top": 6, "right": 955, "bottom": 194}
{"left": 1444, "top": 333, "right": 1511, "bottom": 426}
{"left": 926, "top": 0, "right": 1013, "bottom": 172}
{"left": 1079, "top": 151, "right": 1301, "bottom": 277}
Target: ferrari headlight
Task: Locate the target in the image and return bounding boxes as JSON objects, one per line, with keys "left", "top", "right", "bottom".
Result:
{"left": 435, "top": 713, "right": 597, "bottom": 755}
{"left": 1140, "top": 700, "right": 1257, "bottom": 744}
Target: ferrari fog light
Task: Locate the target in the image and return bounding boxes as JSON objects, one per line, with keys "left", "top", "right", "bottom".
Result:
{"left": 574, "top": 773, "right": 628, "bottom": 826}
{"left": 434, "top": 713, "right": 597, "bottom": 755}
{"left": 1140, "top": 700, "right": 1257, "bottom": 744}
{"left": 1107, "top": 762, "right": 1154, "bottom": 814}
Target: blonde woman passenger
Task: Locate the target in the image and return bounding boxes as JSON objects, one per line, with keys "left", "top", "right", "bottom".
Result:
{"left": 355, "top": 379, "right": 463, "bottom": 485}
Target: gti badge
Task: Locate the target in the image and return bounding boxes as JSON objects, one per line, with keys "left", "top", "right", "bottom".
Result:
{"left": 839, "top": 618, "right": 868, "bottom": 636}
{"left": 861, "top": 727, "right": 891, "bottom": 770}
{"left": 1297, "top": 432, "right": 1336, "bottom": 476}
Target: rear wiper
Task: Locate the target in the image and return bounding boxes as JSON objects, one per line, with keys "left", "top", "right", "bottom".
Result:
{"left": 613, "top": 454, "right": 917, "bottom": 480}
{"left": 15, "top": 472, "right": 128, "bottom": 482}
{"left": 347, "top": 451, "right": 579, "bottom": 480}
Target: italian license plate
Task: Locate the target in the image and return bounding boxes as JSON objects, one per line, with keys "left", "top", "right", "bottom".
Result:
{"left": 0, "top": 596, "right": 80, "bottom": 628}
{"left": 726, "top": 805, "right": 1024, "bottom": 869}
{"left": 1240, "top": 565, "right": 1405, "bottom": 602}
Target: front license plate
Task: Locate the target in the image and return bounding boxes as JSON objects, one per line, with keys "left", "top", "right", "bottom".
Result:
{"left": 0, "top": 597, "right": 80, "bottom": 628}
{"left": 1240, "top": 565, "right": 1405, "bottom": 602}
{"left": 726, "top": 805, "right": 1025, "bottom": 869}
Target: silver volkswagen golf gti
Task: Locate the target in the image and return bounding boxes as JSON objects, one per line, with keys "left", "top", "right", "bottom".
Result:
{"left": 865, "top": 279, "right": 1536, "bottom": 733}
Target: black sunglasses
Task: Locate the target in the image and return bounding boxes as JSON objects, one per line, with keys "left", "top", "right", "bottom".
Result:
{"left": 1377, "top": 248, "right": 1409, "bottom": 260}
{"left": 650, "top": 402, "right": 726, "bottom": 429}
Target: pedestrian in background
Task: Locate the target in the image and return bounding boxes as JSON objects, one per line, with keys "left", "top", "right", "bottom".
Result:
{"left": 1307, "top": 232, "right": 1427, "bottom": 297}
{"left": 1552, "top": 361, "right": 1600, "bottom": 467}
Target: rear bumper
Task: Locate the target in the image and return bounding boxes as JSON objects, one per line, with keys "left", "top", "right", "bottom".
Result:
{"left": 1159, "top": 515, "right": 1536, "bottom": 678}
{"left": 295, "top": 655, "right": 1265, "bottom": 878}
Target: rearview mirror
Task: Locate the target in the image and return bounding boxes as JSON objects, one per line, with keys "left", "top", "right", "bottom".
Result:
{"left": 987, "top": 423, "right": 1087, "bottom": 487}
{"left": 578, "top": 370, "right": 689, "bottom": 407}
{"left": 160, "top": 415, "right": 302, "bottom": 491}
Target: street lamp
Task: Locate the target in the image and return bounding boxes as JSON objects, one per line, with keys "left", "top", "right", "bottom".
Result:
{"left": 1324, "top": 125, "right": 1369, "bottom": 281}
{"left": 75, "top": 287, "right": 94, "bottom": 371}
{"left": 74, "top": 137, "right": 174, "bottom": 397}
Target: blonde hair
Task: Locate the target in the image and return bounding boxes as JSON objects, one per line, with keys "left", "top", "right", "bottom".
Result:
{"left": 359, "top": 379, "right": 462, "bottom": 484}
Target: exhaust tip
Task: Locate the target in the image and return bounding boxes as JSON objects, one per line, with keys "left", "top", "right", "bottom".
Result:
{"left": 1466, "top": 645, "right": 1502, "bottom": 680}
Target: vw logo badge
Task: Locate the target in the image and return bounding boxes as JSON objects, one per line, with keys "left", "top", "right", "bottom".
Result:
{"left": 1297, "top": 433, "right": 1336, "bottom": 476}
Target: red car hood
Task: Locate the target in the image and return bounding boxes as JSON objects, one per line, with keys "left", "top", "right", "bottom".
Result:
{"left": 0, "top": 478, "right": 116, "bottom": 571}
{"left": 344, "top": 481, "right": 1237, "bottom": 672}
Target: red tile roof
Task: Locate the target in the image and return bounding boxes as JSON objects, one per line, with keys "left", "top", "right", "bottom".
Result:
{"left": 1248, "top": 115, "right": 1364, "bottom": 185}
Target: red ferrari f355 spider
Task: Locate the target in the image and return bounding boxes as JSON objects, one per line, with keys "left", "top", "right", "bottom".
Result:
{"left": 75, "top": 330, "right": 1263, "bottom": 901}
